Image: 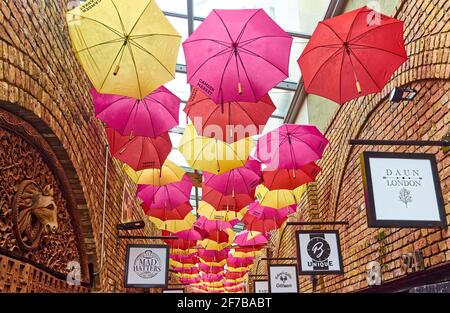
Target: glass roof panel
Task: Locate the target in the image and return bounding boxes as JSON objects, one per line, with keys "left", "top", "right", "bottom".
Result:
{"left": 166, "top": 16, "right": 189, "bottom": 65}
{"left": 156, "top": 0, "right": 187, "bottom": 14}
{"left": 165, "top": 72, "right": 190, "bottom": 102}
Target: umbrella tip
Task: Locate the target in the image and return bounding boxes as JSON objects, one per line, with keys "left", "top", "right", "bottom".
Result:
{"left": 238, "top": 82, "right": 243, "bottom": 95}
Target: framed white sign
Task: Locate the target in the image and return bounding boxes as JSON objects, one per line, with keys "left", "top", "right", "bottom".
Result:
{"left": 254, "top": 280, "right": 269, "bottom": 293}
{"left": 124, "top": 244, "right": 169, "bottom": 288}
{"left": 296, "top": 230, "right": 344, "bottom": 275}
{"left": 268, "top": 265, "right": 298, "bottom": 293}
{"left": 162, "top": 289, "right": 184, "bottom": 293}
{"left": 361, "top": 152, "right": 445, "bottom": 228}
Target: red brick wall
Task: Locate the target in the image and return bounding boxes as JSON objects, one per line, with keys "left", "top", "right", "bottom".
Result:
{"left": 250, "top": 0, "right": 450, "bottom": 292}
{"left": 0, "top": 0, "right": 159, "bottom": 292}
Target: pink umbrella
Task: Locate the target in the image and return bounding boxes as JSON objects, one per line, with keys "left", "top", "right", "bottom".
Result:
{"left": 194, "top": 216, "right": 238, "bottom": 232}
{"left": 137, "top": 175, "right": 193, "bottom": 209}
{"left": 197, "top": 263, "right": 224, "bottom": 274}
{"left": 171, "top": 229, "right": 205, "bottom": 241}
{"left": 92, "top": 86, "right": 180, "bottom": 138}
{"left": 255, "top": 124, "right": 329, "bottom": 170}
{"left": 172, "top": 267, "right": 199, "bottom": 275}
{"left": 233, "top": 230, "right": 270, "bottom": 247}
{"left": 170, "top": 253, "right": 198, "bottom": 262}
{"left": 225, "top": 271, "right": 249, "bottom": 280}
{"left": 200, "top": 273, "right": 224, "bottom": 282}
{"left": 227, "top": 257, "right": 254, "bottom": 268}
{"left": 241, "top": 201, "right": 295, "bottom": 233}
{"left": 183, "top": 9, "right": 292, "bottom": 104}
{"left": 203, "top": 158, "right": 262, "bottom": 196}
{"left": 224, "top": 281, "right": 246, "bottom": 287}
{"left": 179, "top": 277, "right": 201, "bottom": 284}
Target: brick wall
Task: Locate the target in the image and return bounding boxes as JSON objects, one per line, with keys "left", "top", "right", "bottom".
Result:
{"left": 250, "top": 0, "right": 450, "bottom": 292}
{"left": 0, "top": 0, "right": 160, "bottom": 292}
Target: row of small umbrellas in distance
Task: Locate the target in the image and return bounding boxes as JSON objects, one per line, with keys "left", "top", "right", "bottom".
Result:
{"left": 67, "top": 0, "right": 407, "bottom": 293}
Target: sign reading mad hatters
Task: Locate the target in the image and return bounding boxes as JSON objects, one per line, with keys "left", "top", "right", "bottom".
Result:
{"left": 268, "top": 265, "right": 298, "bottom": 293}
{"left": 361, "top": 152, "right": 445, "bottom": 228}
{"left": 296, "top": 230, "right": 344, "bottom": 275}
{"left": 124, "top": 244, "right": 169, "bottom": 288}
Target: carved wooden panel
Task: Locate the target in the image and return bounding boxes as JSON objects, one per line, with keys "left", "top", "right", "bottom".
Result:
{"left": 0, "top": 126, "right": 81, "bottom": 276}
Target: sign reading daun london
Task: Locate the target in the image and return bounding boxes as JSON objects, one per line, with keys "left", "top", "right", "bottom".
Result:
{"left": 296, "top": 230, "right": 344, "bottom": 275}
{"left": 124, "top": 244, "right": 169, "bottom": 288}
{"left": 361, "top": 152, "right": 445, "bottom": 228}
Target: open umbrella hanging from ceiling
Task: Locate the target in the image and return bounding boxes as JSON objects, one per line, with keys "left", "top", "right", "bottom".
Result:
{"left": 183, "top": 9, "right": 292, "bottom": 104}
{"left": 106, "top": 127, "right": 171, "bottom": 171}
{"left": 67, "top": 0, "right": 181, "bottom": 99}
{"left": 93, "top": 86, "right": 180, "bottom": 138}
{"left": 184, "top": 88, "right": 275, "bottom": 143}
{"left": 298, "top": 6, "right": 407, "bottom": 104}
{"left": 123, "top": 159, "right": 185, "bottom": 186}
{"left": 262, "top": 162, "right": 321, "bottom": 190}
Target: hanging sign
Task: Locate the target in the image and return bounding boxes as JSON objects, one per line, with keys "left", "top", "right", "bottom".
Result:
{"left": 268, "top": 264, "right": 298, "bottom": 293}
{"left": 296, "top": 230, "right": 344, "bottom": 275}
{"left": 124, "top": 244, "right": 169, "bottom": 288}
{"left": 361, "top": 152, "right": 445, "bottom": 228}
{"left": 254, "top": 280, "right": 269, "bottom": 293}
{"left": 162, "top": 289, "right": 184, "bottom": 293}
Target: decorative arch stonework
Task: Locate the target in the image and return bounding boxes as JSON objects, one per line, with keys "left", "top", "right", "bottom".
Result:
{"left": 0, "top": 107, "right": 92, "bottom": 281}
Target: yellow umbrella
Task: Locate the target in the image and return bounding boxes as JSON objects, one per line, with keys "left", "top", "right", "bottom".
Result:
{"left": 124, "top": 160, "right": 185, "bottom": 185}
{"left": 232, "top": 250, "right": 262, "bottom": 258}
{"left": 198, "top": 201, "right": 247, "bottom": 221}
{"left": 198, "top": 238, "right": 232, "bottom": 251}
{"left": 225, "top": 277, "right": 246, "bottom": 284}
{"left": 171, "top": 248, "right": 197, "bottom": 255}
{"left": 198, "top": 258, "right": 227, "bottom": 267}
{"left": 148, "top": 213, "right": 196, "bottom": 232}
{"left": 170, "top": 259, "right": 196, "bottom": 269}
{"left": 204, "top": 281, "right": 224, "bottom": 288}
{"left": 255, "top": 184, "right": 306, "bottom": 208}
{"left": 226, "top": 265, "right": 252, "bottom": 272}
{"left": 176, "top": 273, "right": 198, "bottom": 279}
{"left": 178, "top": 125, "right": 254, "bottom": 174}
{"left": 67, "top": 0, "right": 181, "bottom": 99}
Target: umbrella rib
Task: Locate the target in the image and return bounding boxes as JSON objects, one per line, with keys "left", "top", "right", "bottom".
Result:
{"left": 110, "top": 0, "right": 127, "bottom": 35}
{"left": 216, "top": 51, "right": 236, "bottom": 104}
{"left": 126, "top": 41, "right": 144, "bottom": 98}
{"left": 349, "top": 44, "right": 407, "bottom": 59}
{"left": 122, "top": 99, "right": 139, "bottom": 135}
{"left": 187, "top": 47, "right": 233, "bottom": 82}
{"left": 348, "top": 21, "right": 403, "bottom": 44}
{"left": 67, "top": 14, "right": 123, "bottom": 37}
{"left": 345, "top": 9, "right": 365, "bottom": 42}
{"left": 99, "top": 44, "right": 126, "bottom": 90}
{"left": 74, "top": 38, "right": 125, "bottom": 55}
{"left": 347, "top": 49, "right": 382, "bottom": 90}
{"left": 235, "top": 9, "right": 262, "bottom": 44}
{"left": 213, "top": 10, "right": 234, "bottom": 43}
{"left": 238, "top": 46, "right": 288, "bottom": 77}
{"left": 297, "top": 44, "right": 344, "bottom": 61}
{"left": 304, "top": 47, "right": 344, "bottom": 90}
{"left": 235, "top": 52, "right": 257, "bottom": 100}
{"left": 128, "top": 0, "right": 154, "bottom": 36}
{"left": 338, "top": 50, "right": 346, "bottom": 104}
{"left": 129, "top": 40, "right": 176, "bottom": 80}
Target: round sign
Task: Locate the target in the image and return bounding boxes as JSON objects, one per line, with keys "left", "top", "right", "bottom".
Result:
{"left": 133, "top": 249, "right": 162, "bottom": 279}
{"left": 307, "top": 237, "right": 331, "bottom": 261}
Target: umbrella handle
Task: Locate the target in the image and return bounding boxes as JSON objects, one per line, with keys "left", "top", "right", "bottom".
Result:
{"left": 356, "top": 81, "right": 362, "bottom": 94}
{"left": 238, "top": 82, "right": 243, "bottom": 95}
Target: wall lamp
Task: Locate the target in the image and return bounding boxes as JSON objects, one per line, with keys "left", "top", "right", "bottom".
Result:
{"left": 389, "top": 87, "right": 417, "bottom": 104}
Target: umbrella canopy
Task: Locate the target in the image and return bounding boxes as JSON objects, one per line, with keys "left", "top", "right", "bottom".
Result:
{"left": 204, "top": 228, "right": 235, "bottom": 244}
{"left": 106, "top": 127, "right": 171, "bottom": 171}
{"left": 179, "top": 125, "right": 254, "bottom": 174}
{"left": 199, "top": 238, "right": 232, "bottom": 250}
{"left": 194, "top": 216, "right": 238, "bottom": 232}
{"left": 197, "top": 263, "right": 224, "bottom": 274}
{"left": 142, "top": 202, "right": 192, "bottom": 220}
{"left": 92, "top": 86, "right": 180, "bottom": 137}
{"left": 198, "top": 201, "right": 247, "bottom": 221}
{"left": 233, "top": 230, "right": 269, "bottom": 247}
{"left": 202, "top": 185, "right": 253, "bottom": 212}
{"left": 241, "top": 202, "right": 292, "bottom": 233}
{"left": 183, "top": 9, "right": 292, "bottom": 103}
{"left": 224, "top": 271, "right": 248, "bottom": 280}
{"left": 123, "top": 160, "right": 185, "bottom": 185}
{"left": 166, "top": 238, "right": 198, "bottom": 250}
{"left": 199, "top": 258, "right": 227, "bottom": 267}
{"left": 171, "top": 267, "right": 199, "bottom": 275}
{"left": 198, "top": 248, "right": 230, "bottom": 261}
{"left": 227, "top": 257, "right": 254, "bottom": 268}
{"left": 232, "top": 249, "right": 262, "bottom": 258}
{"left": 170, "top": 253, "right": 199, "bottom": 263}
{"left": 200, "top": 273, "right": 224, "bottom": 282}
{"left": 67, "top": 0, "right": 181, "bottom": 99}
{"left": 197, "top": 253, "right": 229, "bottom": 263}
{"left": 298, "top": 6, "right": 407, "bottom": 104}
{"left": 137, "top": 175, "right": 193, "bottom": 210}
{"left": 255, "top": 124, "right": 328, "bottom": 171}
{"left": 203, "top": 159, "right": 262, "bottom": 196}
{"left": 262, "top": 162, "right": 321, "bottom": 190}
{"left": 184, "top": 88, "right": 276, "bottom": 143}
{"left": 255, "top": 184, "right": 306, "bottom": 209}
{"left": 169, "top": 229, "right": 205, "bottom": 241}
{"left": 148, "top": 213, "right": 196, "bottom": 232}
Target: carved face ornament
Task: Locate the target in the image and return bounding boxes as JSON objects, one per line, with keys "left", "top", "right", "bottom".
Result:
{"left": 12, "top": 180, "right": 58, "bottom": 251}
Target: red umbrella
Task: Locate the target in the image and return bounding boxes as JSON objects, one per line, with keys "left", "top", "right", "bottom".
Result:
{"left": 142, "top": 202, "right": 192, "bottom": 220}
{"left": 183, "top": 9, "right": 292, "bottom": 104}
{"left": 298, "top": 6, "right": 407, "bottom": 104}
{"left": 224, "top": 271, "right": 248, "bottom": 280}
{"left": 198, "top": 249, "right": 230, "bottom": 261}
{"left": 242, "top": 202, "right": 292, "bottom": 233}
{"left": 165, "top": 238, "right": 197, "bottom": 250}
{"left": 106, "top": 127, "right": 171, "bottom": 171}
{"left": 197, "top": 263, "right": 224, "bottom": 274}
{"left": 184, "top": 88, "right": 275, "bottom": 143}
{"left": 262, "top": 162, "right": 321, "bottom": 190}
{"left": 202, "top": 185, "right": 253, "bottom": 212}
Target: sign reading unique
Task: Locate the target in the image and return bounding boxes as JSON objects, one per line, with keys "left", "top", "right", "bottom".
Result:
{"left": 296, "top": 230, "right": 344, "bottom": 275}
{"left": 254, "top": 280, "right": 269, "bottom": 293}
{"left": 124, "top": 244, "right": 169, "bottom": 288}
{"left": 361, "top": 152, "right": 445, "bottom": 228}
{"left": 268, "top": 265, "right": 298, "bottom": 293}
